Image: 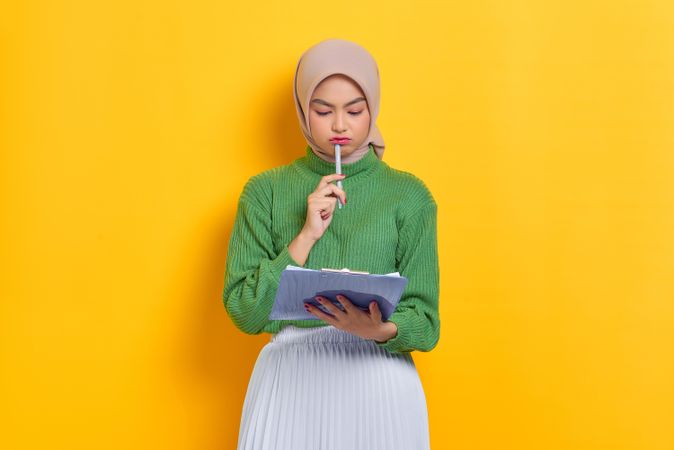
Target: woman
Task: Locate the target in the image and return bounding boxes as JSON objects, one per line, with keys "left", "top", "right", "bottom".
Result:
{"left": 223, "top": 38, "right": 440, "bottom": 449}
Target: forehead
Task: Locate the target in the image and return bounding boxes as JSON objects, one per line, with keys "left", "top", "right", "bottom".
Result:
{"left": 312, "top": 74, "right": 364, "bottom": 97}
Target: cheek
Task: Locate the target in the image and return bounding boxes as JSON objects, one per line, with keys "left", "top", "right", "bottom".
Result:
{"left": 309, "top": 116, "right": 332, "bottom": 140}
{"left": 308, "top": 114, "right": 323, "bottom": 134}
{"left": 356, "top": 113, "right": 371, "bottom": 133}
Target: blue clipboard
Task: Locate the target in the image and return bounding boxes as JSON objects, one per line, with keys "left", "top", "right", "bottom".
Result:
{"left": 269, "top": 266, "right": 408, "bottom": 321}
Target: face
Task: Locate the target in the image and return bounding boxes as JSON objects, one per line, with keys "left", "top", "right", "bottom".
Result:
{"left": 308, "top": 74, "right": 371, "bottom": 158}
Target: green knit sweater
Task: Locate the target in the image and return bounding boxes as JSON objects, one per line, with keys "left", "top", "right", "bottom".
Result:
{"left": 222, "top": 144, "right": 440, "bottom": 354}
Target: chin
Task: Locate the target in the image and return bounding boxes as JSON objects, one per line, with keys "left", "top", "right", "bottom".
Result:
{"left": 328, "top": 142, "right": 352, "bottom": 151}
{"left": 331, "top": 146, "right": 353, "bottom": 158}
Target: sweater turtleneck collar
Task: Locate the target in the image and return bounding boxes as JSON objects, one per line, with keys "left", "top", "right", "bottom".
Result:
{"left": 299, "top": 143, "right": 380, "bottom": 177}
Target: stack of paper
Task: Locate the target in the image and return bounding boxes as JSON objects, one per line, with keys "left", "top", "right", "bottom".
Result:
{"left": 269, "top": 265, "right": 408, "bottom": 321}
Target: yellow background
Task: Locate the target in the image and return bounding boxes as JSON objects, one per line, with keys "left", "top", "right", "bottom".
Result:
{"left": 1, "top": 1, "right": 673, "bottom": 449}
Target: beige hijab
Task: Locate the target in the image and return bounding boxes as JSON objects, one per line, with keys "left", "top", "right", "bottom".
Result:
{"left": 293, "top": 38, "right": 386, "bottom": 164}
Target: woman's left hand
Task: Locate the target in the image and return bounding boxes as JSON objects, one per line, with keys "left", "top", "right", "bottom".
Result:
{"left": 304, "top": 295, "right": 390, "bottom": 342}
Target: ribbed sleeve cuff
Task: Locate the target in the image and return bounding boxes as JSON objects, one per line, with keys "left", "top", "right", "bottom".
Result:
{"left": 238, "top": 245, "right": 302, "bottom": 335}
{"left": 267, "top": 245, "right": 302, "bottom": 281}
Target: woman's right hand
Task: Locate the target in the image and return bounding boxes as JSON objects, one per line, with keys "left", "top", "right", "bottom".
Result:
{"left": 301, "top": 173, "right": 347, "bottom": 242}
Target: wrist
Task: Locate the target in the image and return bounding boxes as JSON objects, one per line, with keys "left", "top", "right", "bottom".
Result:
{"left": 299, "top": 228, "right": 319, "bottom": 244}
{"left": 288, "top": 230, "right": 317, "bottom": 267}
{"left": 374, "top": 321, "right": 398, "bottom": 343}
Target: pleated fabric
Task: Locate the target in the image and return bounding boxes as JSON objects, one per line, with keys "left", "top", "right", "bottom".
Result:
{"left": 236, "top": 325, "right": 431, "bottom": 450}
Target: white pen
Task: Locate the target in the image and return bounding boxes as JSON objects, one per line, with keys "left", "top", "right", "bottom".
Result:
{"left": 335, "top": 143, "right": 344, "bottom": 209}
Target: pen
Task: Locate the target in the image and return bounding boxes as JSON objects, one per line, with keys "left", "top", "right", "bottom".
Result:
{"left": 335, "top": 143, "right": 344, "bottom": 209}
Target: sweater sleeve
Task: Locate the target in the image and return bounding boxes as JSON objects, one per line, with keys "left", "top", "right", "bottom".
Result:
{"left": 374, "top": 200, "right": 441, "bottom": 353}
{"left": 222, "top": 178, "right": 302, "bottom": 335}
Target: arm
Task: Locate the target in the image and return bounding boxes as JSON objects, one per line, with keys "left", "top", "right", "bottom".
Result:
{"left": 374, "top": 200, "right": 441, "bottom": 353}
{"left": 222, "top": 179, "right": 303, "bottom": 335}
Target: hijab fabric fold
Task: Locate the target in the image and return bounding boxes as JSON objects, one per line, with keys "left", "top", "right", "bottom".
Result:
{"left": 293, "top": 38, "right": 386, "bottom": 164}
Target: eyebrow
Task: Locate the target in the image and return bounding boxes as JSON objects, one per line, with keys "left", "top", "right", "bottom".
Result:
{"left": 311, "top": 97, "right": 366, "bottom": 108}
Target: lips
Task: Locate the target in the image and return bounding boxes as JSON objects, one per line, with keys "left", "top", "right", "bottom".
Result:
{"left": 330, "top": 137, "right": 351, "bottom": 144}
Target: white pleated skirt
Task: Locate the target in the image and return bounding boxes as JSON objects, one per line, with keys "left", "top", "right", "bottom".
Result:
{"left": 236, "top": 325, "right": 431, "bottom": 450}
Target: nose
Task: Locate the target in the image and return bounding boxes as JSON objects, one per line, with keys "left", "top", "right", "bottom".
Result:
{"left": 331, "top": 112, "right": 347, "bottom": 133}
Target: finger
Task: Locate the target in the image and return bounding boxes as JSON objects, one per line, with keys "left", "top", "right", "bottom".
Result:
{"left": 315, "top": 296, "right": 345, "bottom": 318}
{"left": 310, "top": 200, "right": 336, "bottom": 218}
{"left": 316, "top": 183, "right": 346, "bottom": 198}
{"left": 317, "top": 173, "right": 346, "bottom": 189}
{"left": 315, "top": 184, "right": 346, "bottom": 205}
{"left": 335, "top": 294, "right": 357, "bottom": 313}
{"left": 369, "top": 301, "right": 382, "bottom": 321}
{"left": 311, "top": 198, "right": 336, "bottom": 211}
{"left": 305, "top": 302, "right": 337, "bottom": 324}
{"left": 316, "top": 198, "right": 337, "bottom": 215}
{"left": 323, "top": 197, "right": 337, "bottom": 211}
{"left": 313, "top": 204, "right": 336, "bottom": 221}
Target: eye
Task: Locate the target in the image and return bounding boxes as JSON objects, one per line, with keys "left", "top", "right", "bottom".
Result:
{"left": 315, "top": 110, "right": 364, "bottom": 116}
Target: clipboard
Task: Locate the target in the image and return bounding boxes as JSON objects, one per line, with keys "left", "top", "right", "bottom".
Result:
{"left": 269, "top": 265, "right": 408, "bottom": 321}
